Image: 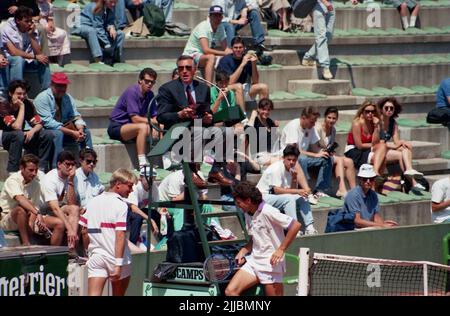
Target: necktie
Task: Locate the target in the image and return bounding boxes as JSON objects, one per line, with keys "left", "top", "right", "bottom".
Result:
{"left": 186, "top": 85, "right": 196, "bottom": 108}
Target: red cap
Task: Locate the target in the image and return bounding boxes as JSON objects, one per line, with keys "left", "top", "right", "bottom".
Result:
{"left": 51, "top": 72, "right": 71, "bottom": 85}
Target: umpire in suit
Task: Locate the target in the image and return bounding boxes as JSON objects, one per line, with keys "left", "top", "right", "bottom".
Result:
{"left": 157, "top": 55, "right": 233, "bottom": 185}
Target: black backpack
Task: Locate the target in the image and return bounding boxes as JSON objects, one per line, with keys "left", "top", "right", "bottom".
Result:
{"left": 142, "top": 3, "right": 165, "bottom": 37}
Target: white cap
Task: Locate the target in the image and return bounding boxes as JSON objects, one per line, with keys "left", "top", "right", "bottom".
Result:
{"left": 357, "top": 164, "right": 377, "bottom": 178}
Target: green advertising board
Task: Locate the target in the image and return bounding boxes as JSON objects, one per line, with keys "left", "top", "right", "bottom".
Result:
{"left": 0, "top": 246, "right": 68, "bottom": 296}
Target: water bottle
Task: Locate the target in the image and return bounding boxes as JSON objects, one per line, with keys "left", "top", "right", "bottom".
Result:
{"left": 0, "top": 229, "right": 6, "bottom": 248}
{"left": 160, "top": 209, "right": 168, "bottom": 236}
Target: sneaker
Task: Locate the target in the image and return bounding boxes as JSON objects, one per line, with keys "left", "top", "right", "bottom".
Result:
{"left": 307, "top": 194, "right": 318, "bottom": 205}
{"left": 305, "top": 225, "right": 318, "bottom": 236}
{"left": 404, "top": 169, "right": 424, "bottom": 178}
{"left": 296, "top": 231, "right": 304, "bottom": 238}
{"left": 314, "top": 191, "right": 329, "bottom": 199}
{"left": 322, "top": 68, "right": 333, "bottom": 80}
{"left": 301, "top": 58, "right": 316, "bottom": 67}
{"left": 412, "top": 183, "right": 426, "bottom": 191}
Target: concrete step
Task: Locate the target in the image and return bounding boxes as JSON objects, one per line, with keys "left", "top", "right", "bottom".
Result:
{"left": 412, "top": 158, "right": 450, "bottom": 174}
{"left": 425, "top": 174, "right": 450, "bottom": 187}
{"left": 288, "top": 79, "right": 352, "bottom": 96}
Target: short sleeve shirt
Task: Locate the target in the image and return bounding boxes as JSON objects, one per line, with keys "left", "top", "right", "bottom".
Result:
{"left": 126, "top": 181, "right": 159, "bottom": 209}
{"left": 436, "top": 78, "right": 450, "bottom": 108}
{"left": 79, "top": 192, "right": 131, "bottom": 264}
{"left": 430, "top": 177, "right": 450, "bottom": 223}
{"left": 210, "top": 86, "right": 236, "bottom": 112}
{"left": 0, "top": 99, "right": 39, "bottom": 131}
{"left": 256, "top": 160, "right": 292, "bottom": 194}
{"left": 217, "top": 54, "right": 252, "bottom": 85}
{"left": 41, "top": 169, "right": 70, "bottom": 204}
{"left": 0, "top": 172, "right": 41, "bottom": 215}
{"left": 183, "top": 20, "right": 226, "bottom": 56}
{"left": 74, "top": 168, "right": 105, "bottom": 208}
{"left": 244, "top": 202, "right": 294, "bottom": 273}
{"left": 0, "top": 18, "right": 39, "bottom": 58}
{"left": 342, "top": 186, "right": 379, "bottom": 221}
{"left": 280, "top": 118, "right": 319, "bottom": 151}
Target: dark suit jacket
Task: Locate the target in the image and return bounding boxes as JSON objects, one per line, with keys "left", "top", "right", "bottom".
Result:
{"left": 156, "top": 79, "right": 211, "bottom": 130}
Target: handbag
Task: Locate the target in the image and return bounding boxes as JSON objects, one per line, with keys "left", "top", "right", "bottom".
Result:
{"left": 325, "top": 208, "right": 355, "bottom": 233}
{"left": 292, "top": 0, "right": 318, "bottom": 19}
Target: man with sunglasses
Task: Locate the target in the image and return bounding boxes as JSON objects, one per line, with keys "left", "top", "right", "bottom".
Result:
{"left": 108, "top": 68, "right": 158, "bottom": 169}
{"left": 74, "top": 148, "right": 105, "bottom": 212}
{"left": 343, "top": 164, "right": 398, "bottom": 229}
{"left": 157, "top": 55, "right": 233, "bottom": 185}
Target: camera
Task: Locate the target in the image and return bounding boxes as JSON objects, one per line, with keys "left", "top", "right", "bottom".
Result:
{"left": 325, "top": 142, "right": 339, "bottom": 154}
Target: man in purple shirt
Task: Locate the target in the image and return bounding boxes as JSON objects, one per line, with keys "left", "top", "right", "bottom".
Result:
{"left": 108, "top": 68, "right": 158, "bottom": 169}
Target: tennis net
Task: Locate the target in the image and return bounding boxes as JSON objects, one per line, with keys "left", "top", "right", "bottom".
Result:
{"left": 297, "top": 248, "right": 450, "bottom": 296}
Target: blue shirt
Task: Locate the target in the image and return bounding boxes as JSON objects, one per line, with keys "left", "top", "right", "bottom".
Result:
{"left": 342, "top": 186, "right": 379, "bottom": 221}
{"left": 74, "top": 168, "right": 105, "bottom": 208}
{"left": 436, "top": 78, "right": 450, "bottom": 108}
{"left": 34, "top": 88, "right": 86, "bottom": 130}
{"left": 77, "top": 2, "right": 117, "bottom": 46}
{"left": 217, "top": 54, "right": 252, "bottom": 85}
{"left": 110, "top": 84, "right": 156, "bottom": 125}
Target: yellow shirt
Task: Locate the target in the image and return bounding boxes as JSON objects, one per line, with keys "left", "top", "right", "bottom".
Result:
{"left": 0, "top": 171, "right": 41, "bottom": 216}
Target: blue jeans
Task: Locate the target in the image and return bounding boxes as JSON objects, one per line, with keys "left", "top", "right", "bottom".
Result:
{"left": 299, "top": 155, "right": 333, "bottom": 192}
{"left": 72, "top": 25, "right": 125, "bottom": 63}
{"left": 0, "top": 67, "right": 7, "bottom": 96}
{"left": 263, "top": 193, "right": 314, "bottom": 229}
{"left": 304, "top": 2, "right": 336, "bottom": 68}
{"left": 226, "top": 9, "right": 265, "bottom": 47}
{"left": 126, "top": 0, "right": 174, "bottom": 23}
{"left": 115, "top": 0, "right": 128, "bottom": 29}
{"left": 48, "top": 127, "right": 93, "bottom": 168}
{"left": 7, "top": 56, "right": 51, "bottom": 91}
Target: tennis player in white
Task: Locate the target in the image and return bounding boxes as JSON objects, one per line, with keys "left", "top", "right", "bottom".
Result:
{"left": 79, "top": 168, "right": 137, "bottom": 296}
{"left": 225, "top": 181, "right": 301, "bottom": 296}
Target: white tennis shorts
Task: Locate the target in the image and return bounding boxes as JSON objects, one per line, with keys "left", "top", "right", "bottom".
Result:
{"left": 240, "top": 260, "right": 283, "bottom": 284}
{"left": 87, "top": 253, "right": 132, "bottom": 280}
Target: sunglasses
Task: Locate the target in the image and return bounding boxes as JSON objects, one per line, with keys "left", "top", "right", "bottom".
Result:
{"left": 84, "top": 159, "right": 97, "bottom": 165}
{"left": 361, "top": 177, "right": 375, "bottom": 182}
{"left": 383, "top": 106, "right": 394, "bottom": 111}
{"left": 364, "top": 109, "right": 375, "bottom": 114}
{"left": 142, "top": 79, "right": 156, "bottom": 85}
{"left": 177, "top": 65, "right": 193, "bottom": 71}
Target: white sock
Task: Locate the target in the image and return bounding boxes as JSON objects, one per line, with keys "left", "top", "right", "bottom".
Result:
{"left": 138, "top": 155, "right": 148, "bottom": 167}
{"left": 402, "top": 16, "right": 409, "bottom": 29}
{"left": 409, "top": 16, "right": 417, "bottom": 27}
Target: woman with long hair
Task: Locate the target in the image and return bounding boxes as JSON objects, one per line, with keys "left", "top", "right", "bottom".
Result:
{"left": 71, "top": 0, "right": 125, "bottom": 64}
{"left": 377, "top": 97, "right": 424, "bottom": 190}
{"left": 344, "top": 101, "right": 387, "bottom": 178}
{"left": 315, "top": 106, "right": 356, "bottom": 198}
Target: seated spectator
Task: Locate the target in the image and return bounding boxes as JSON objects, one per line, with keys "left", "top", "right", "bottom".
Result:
{"left": 0, "top": 154, "right": 64, "bottom": 246}
{"left": 126, "top": 167, "right": 160, "bottom": 244}
{"left": 315, "top": 106, "right": 356, "bottom": 198}
{"left": 430, "top": 176, "right": 450, "bottom": 224}
{"left": 36, "top": 0, "right": 71, "bottom": 65}
{"left": 256, "top": 144, "right": 318, "bottom": 235}
{"left": 377, "top": 97, "right": 424, "bottom": 190}
{"left": 0, "top": 6, "right": 50, "bottom": 91}
{"left": 427, "top": 77, "right": 450, "bottom": 130}
{"left": 71, "top": 0, "right": 125, "bottom": 65}
{"left": 34, "top": 72, "right": 93, "bottom": 168}
{"left": 212, "top": 0, "right": 268, "bottom": 50}
{"left": 281, "top": 106, "right": 333, "bottom": 197}
{"left": 125, "top": 0, "right": 174, "bottom": 24}
{"left": 108, "top": 68, "right": 158, "bottom": 169}
{"left": 41, "top": 151, "right": 81, "bottom": 251}
{"left": 217, "top": 36, "right": 269, "bottom": 107}
{"left": 344, "top": 101, "right": 387, "bottom": 179}
{"left": 385, "top": 0, "right": 420, "bottom": 29}
{"left": 244, "top": 98, "right": 279, "bottom": 168}
{"left": 74, "top": 148, "right": 105, "bottom": 211}
{"left": 171, "top": 67, "right": 179, "bottom": 80}
{"left": 0, "top": 80, "right": 53, "bottom": 174}
{"left": 0, "top": 45, "right": 8, "bottom": 97}
{"left": 182, "top": 5, "right": 232, "bottom": 84}
{"left": 344, "top": 164, "right": 398, "bottom": 229}
{"left": 211, "top": 70, "right": 246, "bottom": 119}
{"left": 258, "top": 0, "right": 291, "bottom": 31}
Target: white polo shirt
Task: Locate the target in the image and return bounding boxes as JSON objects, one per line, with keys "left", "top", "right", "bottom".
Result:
{"left": 79, "top": 192, "right": 131, "bottom": 264}
{"left": 245, "top": 202, "right": 294, "bottom": 273}
{"left": 280, "top": 118, "right": 319, "bottom": 151}
{"left": 126, "top": 180, "right": 159, "bottom": 208}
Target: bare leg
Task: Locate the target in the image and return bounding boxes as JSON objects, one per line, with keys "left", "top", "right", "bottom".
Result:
{"left": 11, "top": 207, "right": 31, "bottom": 246}
{"left": 386, "top": 149, "right": 405, "bottom": 172}
{"left": 249, "top": 83, "right": 269, "bottom": 100}
{"left": 228, "top": 83, "right": 246, "bottom": 114}
{"left": 111, "top": 276, "right": 131, "bottom": 296}
{"left": 225, "top": 269, "right": 259, "bottom": 296}
{"left": 372, "top": 143, "right": 387, "bottom": 175}
{"left": 43, "top": 215, "right": 65, "bottom": 246}
{"left": 88, "top": 277, "right": 108, "bottom": 296}
{"left": 120, "top": 123, "right": 150, "bottom": 156}
{"left": 343, "top": 157, "right": 356, "bottom": 188}
{"left": 198, "top": 54, "right": 215, "bottom": 84}
{"left": 333, "top": 156, "right": 347, "bottom": 194}
{"left": 264, "top": 283, "right": 284, "bottom": 296}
